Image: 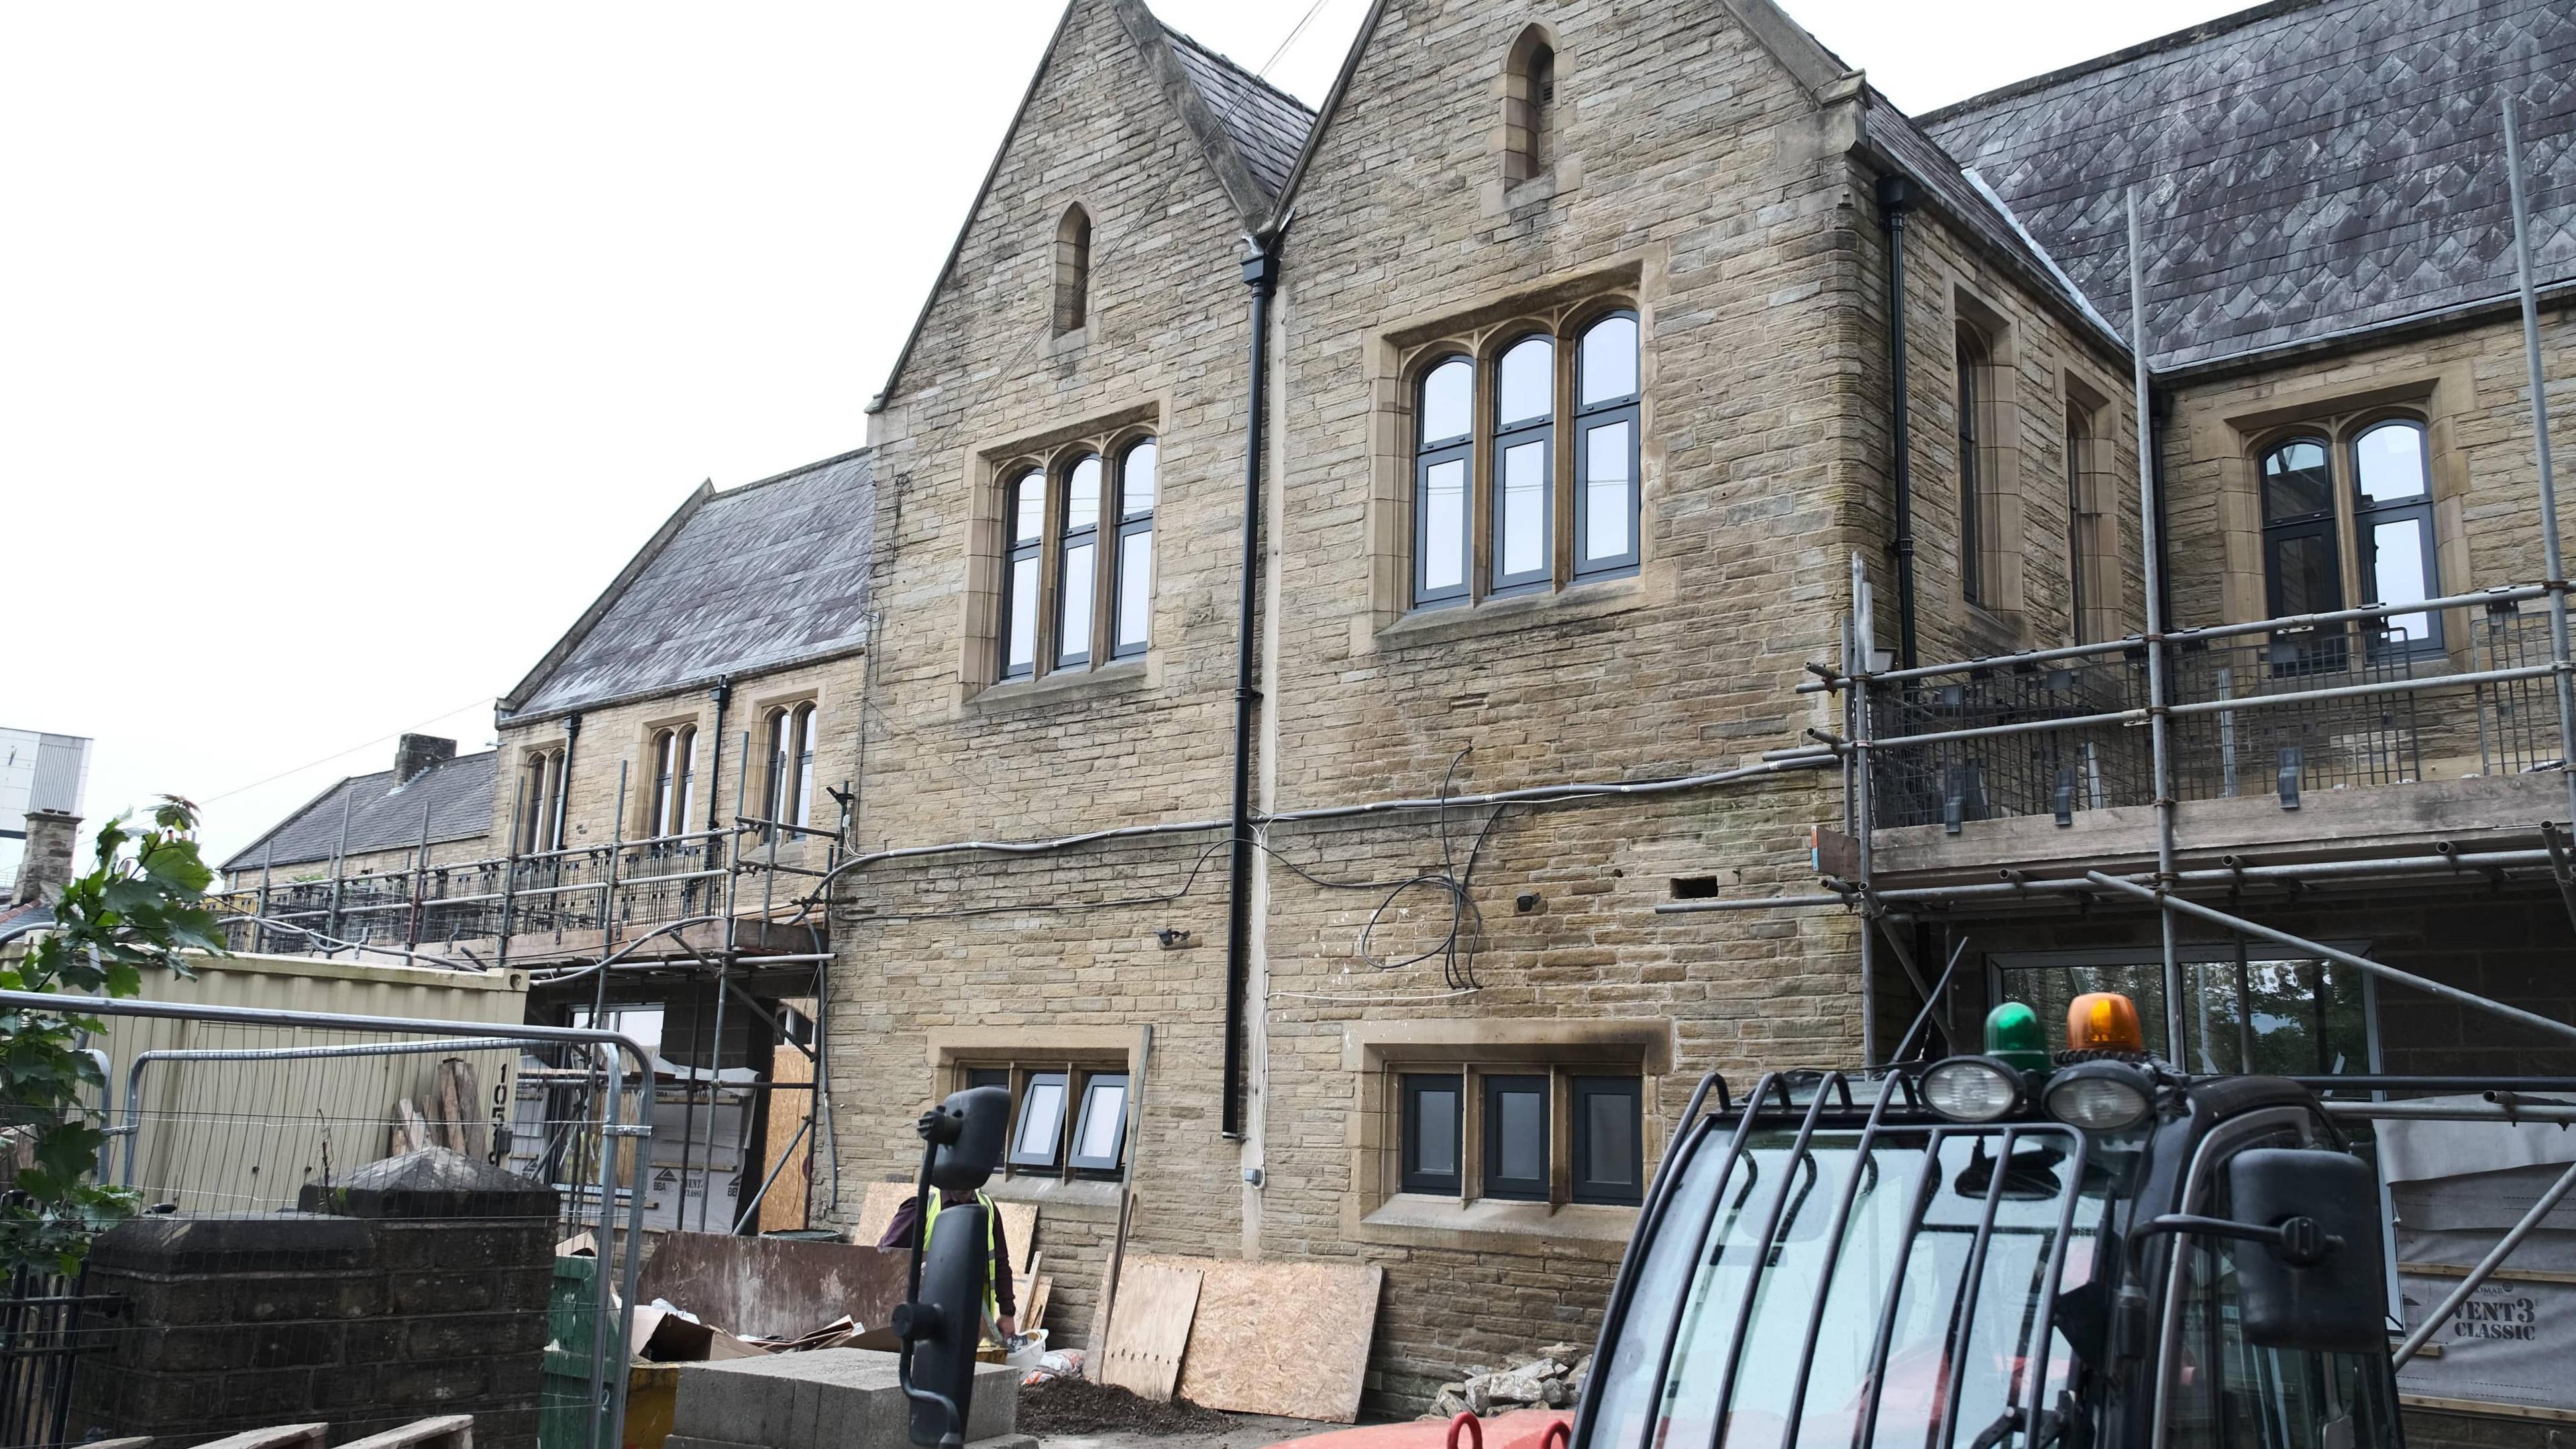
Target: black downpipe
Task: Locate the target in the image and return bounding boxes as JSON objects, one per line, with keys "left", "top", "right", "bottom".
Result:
{"left": 2149, "top": 386, "right": 2175, "bottom": 635}
{"left": 1876, "top": 174, "right": 1920, "bottom": 669}
{"left": 1223, "top": 241, "right": 1280, "bottom": 1141}
{"left": 555, "top": 712, "right": 582, "bottom": 853}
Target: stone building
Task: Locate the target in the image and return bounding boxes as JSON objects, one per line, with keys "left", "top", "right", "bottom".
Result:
{"left": 825, "top": 0, "right": 2575, "bottom": 1417}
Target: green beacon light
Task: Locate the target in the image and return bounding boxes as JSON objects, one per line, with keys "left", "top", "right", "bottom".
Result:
{"left": 1985, "top": 1001, "right": 2050, "bottom": 1073}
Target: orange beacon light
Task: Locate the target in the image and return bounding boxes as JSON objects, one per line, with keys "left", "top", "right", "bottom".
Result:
{"left": 2068, "top": 991, "right": 2147, "bottom": 1054}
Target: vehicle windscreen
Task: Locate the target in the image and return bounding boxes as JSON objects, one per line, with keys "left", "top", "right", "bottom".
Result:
{"left": 1585, "top": 1119, "right": 2106, "bottom": 1449}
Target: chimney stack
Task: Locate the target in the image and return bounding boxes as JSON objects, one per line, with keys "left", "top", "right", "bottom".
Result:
{"left": 393, "top": 735, "right": 458, "bottom": 786}
{"left": 13, "top": 809, "right": 80, "bottom": 907}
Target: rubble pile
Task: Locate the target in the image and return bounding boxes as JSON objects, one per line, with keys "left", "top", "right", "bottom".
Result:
{"left": 1429, "top": 1343, "right": 1591, "bottom": 1418}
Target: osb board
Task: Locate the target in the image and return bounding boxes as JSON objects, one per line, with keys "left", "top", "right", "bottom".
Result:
{"left": 1131, "top": 1256, "right": 1383, "bottom": 1423}
{"left": 851, "top": 1181, "right": 1036, "bottom": 1275}
{"left": 757, "top": 1047, "right": 814, "bottom": 1234}
{"left": 634, "top": 1230, "right": 909, "bottom": 1340}
{"left": 1097, "top": 1261, "right": 1201, "bottom": 1401}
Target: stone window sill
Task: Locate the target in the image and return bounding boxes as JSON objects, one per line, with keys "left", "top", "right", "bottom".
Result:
{"left": 968, "top": 657, "right": 1149, "bottom": 714}
{"left": 1375, "top": 572, "right": 1654, "bottom": 651}
{"left": 1352, "top": 1193, "right": 1635, "bottom": 1260}
{"left": 981, "top": 1175, "right": 1124, "bottom": 1212}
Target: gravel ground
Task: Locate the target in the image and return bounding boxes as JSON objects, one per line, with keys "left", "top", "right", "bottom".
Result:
{"left": 1018, "top": 1379, "right": 1338, "bottom": 1449}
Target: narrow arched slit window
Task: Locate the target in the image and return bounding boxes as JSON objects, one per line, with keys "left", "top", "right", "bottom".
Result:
{"left": 1058, "top": 455, "right": 1102, "bottom": 668}
{"left": 1415, "top": 356, "right": 1473, "bottom": 607}
{"left": 790, "top": 703, "right": 816, "bottom": 827}
{"left": 673, "top": 725, "right": 696, "bottom": 835}
{"left": 1112, "top": 438, "right": 1157, "bottom": 657}
{"left": 1000, "top": 470, "right": 1042, "bottom": 680}
{"left": 1491, "top": 334, "right": 1555, "bottom": 594}
{"left": 1503, "top": 29, "right": 1556, "bottom": 186}
{"left": 649, "top": 729, "right": 679, "bottom": 837}
{"left": 1957, "top": 325, "right": 1991, "bottom": 606}
{"left": 762, "top": 708, "right": 792, "bottom": 828}
{"left": 1574, "top": 312, "right": 1640, "bottom": 577}
{"left": 1053, "top": 206, "right": 1091, "bottom": 335}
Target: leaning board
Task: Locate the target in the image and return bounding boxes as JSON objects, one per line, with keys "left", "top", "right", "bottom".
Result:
{"left": 1097, "top": 1260, "right": 1203, "bottom": 1401}
{"left": 1130, "top": 1255, "right": 1383, "bottom": 1422}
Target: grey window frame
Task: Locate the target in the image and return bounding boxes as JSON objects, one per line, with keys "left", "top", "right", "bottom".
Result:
{"left": 1572, "top": 311, "right": 1641, "bottom": 579}
{"left": 1067, "top": 1072, "right": 1131, "bottom": 1172}
{"left": 2259, "top": 435, "right": 2350, "bottom": 672}
{"left": 1110, "top": 440, "right": 1156, "bottom": 659}
{"left": 1481, "top": 1072, "right": 1550, "bottom": 1201}
{"left": 1490, "top": 334, "right": 1556, "bottom": 597}
{"left": 1958, "top": 325, "right": 1988, "bottom": 606}
{"left": 1399, "top": 1072, "right": 1463, "bottom": 1195}
{"left": 999, "top": 470, "right": 1043, "bottom": 681}
{"left": 1008, "top": 1070, "right": 1071, "bottom": 1169}
{"left": 1414, "top": 356, "right": 1474, "bottom": 608}
{"left": 2065, "top": 407, "right": 2090, "bottom": 640}
{"left": 1570, "top": 1075, "right": 1643, "bottom": 1205}
{"left": 2350, "top": 419, "right": 2441, "bottom": 659}
{"left": 672, "top": 725, "right": 695, "bottom": 836}
{"left": 1055, "top": 453, "right": 1102, "bottom": 669}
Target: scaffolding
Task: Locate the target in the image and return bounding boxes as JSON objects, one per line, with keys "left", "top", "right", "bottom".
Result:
{"left": 1657, "top": 101, "right": 2575, "bottom": 1077}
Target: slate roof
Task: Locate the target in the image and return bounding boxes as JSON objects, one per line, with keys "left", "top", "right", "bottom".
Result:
{"left": 1925, "top": 0, "right": 2576, "bottom": 370}
{"left": 502, "top": 449, "right": 874, "bottom": 722}
{"left": 1162, "top": 23, "right": 1316, "bottom": 201}
{"left": 222, "top": 751, "right": 497, "bottom": 873}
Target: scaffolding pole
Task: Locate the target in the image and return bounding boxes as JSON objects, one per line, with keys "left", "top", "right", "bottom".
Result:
{"left": 2126, "top": 186, "right": 2187, "bottom": 1058}
{"left": 2503, "top": 97, "right": 2576, "bottom": 821}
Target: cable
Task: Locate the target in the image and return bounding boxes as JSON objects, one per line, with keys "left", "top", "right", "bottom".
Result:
{"left": 1258, "top": 0, "right": 1332, "bottom": 78}
{"left": 201, "top": 696, "right": 492, "bottom": 807}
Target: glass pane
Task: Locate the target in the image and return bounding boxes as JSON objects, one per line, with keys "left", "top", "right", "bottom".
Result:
{"left": 1415, "top": 1087, "right": 1457, "bottom": 1177}
{"left": 1012, "top": 474, "right": 1043, "bottom": 543}
{"left": 1585, "top": 421, "right": 1633, "bottom": 561}
{"left": 1006, "top": 555, "right": 1038, "bottom": 670}
{"left": 1998, "top": 958, "right": 2368, "bottom": 1075}
{"left": 1496, "top": 1088, "right": 1544, "bottom": 1182}
{"left": 1077, "top": 1082, "right": 1126, "bottom": 1161}
{"left": 1585, "top": 1091, "right": 1635, "bottom": 1187}
{"left": 1500, "top": 441, "right": 1547, "bottom": 578}
{"left": 1116, "top": 530, "right": 1152, "bottom": 651}
{"left": 1016, "top": 1080, "right": 1065, "bottom": 1158}
{"left": 1059, "top": 541, "right": 1095, "bottom": 661}
{"left": 1066, "top": 455, "right": 1102, "bottom": 532}
{"left": 2369, "top": 516, "right": 2433, "bottom": 645}
{"left": 1586, "top": 1126, "right": 1742, "bottom": 1449}
{"left": 2353, "top": 421, "right": 2427, "bottom": 503}
{"left": 1580, "top": 315, "right": 1639, "bottom": 406}
{"left": 1421, "top": 358, "right": 1472, "bottom": 444}
{"left": 2268, "top": 531, "right": 2338, "bottom": 615}
{"left": 2263, "top": 439, "right": 2332, "bottom": 521}
{"left": 1498, "top": 335, "right": 1554, "bottom": 426}
{"left": 1422, "top": 459, "right": 1467, "bottom": 593}
{"left": 1122, "top": 441, "right": 1158, "bottom": 518}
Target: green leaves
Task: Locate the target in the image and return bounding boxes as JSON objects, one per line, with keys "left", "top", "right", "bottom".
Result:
{"left": 1, "top": 798, "right": 214, "bottom": 1277}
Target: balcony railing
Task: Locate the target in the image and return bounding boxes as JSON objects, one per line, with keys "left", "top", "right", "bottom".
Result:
{"left": 1868, "top": 601, "right": 2561, "bottom": 832}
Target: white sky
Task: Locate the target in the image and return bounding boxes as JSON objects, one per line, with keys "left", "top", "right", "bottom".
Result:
{"left": 0, "top": 0, "right": 2245, "bottom": 867}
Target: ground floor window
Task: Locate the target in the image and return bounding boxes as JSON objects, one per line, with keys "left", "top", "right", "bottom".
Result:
{"left": 959, "top": 1061, "right": 1130, "bottom": 1177}
{"left": 1396, "top": 1065, "right": 1642, "bottom": 1205}
{"left": 1993, "top": 948, "right": 2373, "bottom": 1076}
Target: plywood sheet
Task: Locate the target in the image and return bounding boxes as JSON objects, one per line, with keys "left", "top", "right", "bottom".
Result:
{"left": 1132, "top": 1255, "right": 1383, "bottom": 1423}
{"left": 757, "top": 1046, "right": 814, "bottom": 1234}
{"left": 851, "top": 1182, "right": 1034, "bottom": 1275}
{"left": 1097, "top": 1260, "right": 1201, "bottom": 1402}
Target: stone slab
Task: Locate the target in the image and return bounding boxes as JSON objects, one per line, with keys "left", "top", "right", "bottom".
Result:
{"left": 670, "top": 1348, "right": 1017, "bottom": 1449}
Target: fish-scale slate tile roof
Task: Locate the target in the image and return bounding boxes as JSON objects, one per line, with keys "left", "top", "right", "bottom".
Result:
{"left": 505, "top": 449, "right": 874, "bottom": 722}
{"left": 222, "top": 751, "right": 497, "bottom": 872}
{"left": 1163, "top": 24, "right": 1316, "bottom": 201}
{"left": 1925, "top": 0, "right": 2576, "bottom": 370}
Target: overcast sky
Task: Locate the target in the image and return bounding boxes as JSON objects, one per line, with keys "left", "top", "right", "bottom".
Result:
{"left": 0, "top": 0, "right": 2246, "bottom": 867}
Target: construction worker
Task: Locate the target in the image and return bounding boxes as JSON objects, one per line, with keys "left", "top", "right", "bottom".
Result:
{"left": 875, "top": 1188, "right": 1018, "bottom": 1340}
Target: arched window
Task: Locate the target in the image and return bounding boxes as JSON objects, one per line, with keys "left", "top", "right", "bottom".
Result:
{"left": 790, "top": 704, "right": 816, "bottom": 827}
{"left": 674, "top": 725, "right": 696, "bottom": 835}
{"left": 1957, "top": 325, "right": 1992, "bottom": 606}
{"left": 1491, "top": 334, "right": 1554, "bottom": 594}
{"left": 1000, "top": 470, "right": 1042, "bottom": 680}
{"left": 519, "top": 750, "right": 552, "bottom": 854}
{"left": 2352, "top": 419, "right": 2439, "bottom": 653}
{"left": 1503, "top": 29, "right": 1556, "bottom": 186}
{"left": 1574, "top": 312, "right": 1640, "bottom": 577}
{"left": 1057, "top": 454, "right": 1102, "bottom": 668}
{"left": 1053, "top": 205, "right": 1091, "bottom": 335}
{"left": 2259, "top": 435, "right": 2339, "bottom": 619}
{"left": 2065, "top": 405, "right": 2101, "bottom": 643}
{"left": 1415, "top": 356, "right": 1474, "bottom": 606}
{"left": 1112, "top": 439, "right": 1157, "bottom": 658}
{"left": 649, "top": 729, "right": 679, "bottom": 837}
{"left": 763, "top": 708, "right": 791, "bottom": 826}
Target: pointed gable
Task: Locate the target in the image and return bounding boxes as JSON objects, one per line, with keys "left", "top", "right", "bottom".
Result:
{"left": 1159, "top": 23, "right": 1315, "bottom": 203}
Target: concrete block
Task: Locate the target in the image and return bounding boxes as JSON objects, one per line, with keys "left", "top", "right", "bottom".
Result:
{"left": 671, "top": 1349, "right": 1017, "bottom": 1449}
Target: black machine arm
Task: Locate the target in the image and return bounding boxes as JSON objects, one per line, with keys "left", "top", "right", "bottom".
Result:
{"left": 897, "top": 1087, "right": 1012, "bottom": 1449}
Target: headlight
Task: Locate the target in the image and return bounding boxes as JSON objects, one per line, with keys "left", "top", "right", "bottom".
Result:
{"left": 1921, "top": 1057, "right": 2023, "bottom": 1123}
{"left": 2043, "top": 1061, "right": 2154, "bottom": 1132}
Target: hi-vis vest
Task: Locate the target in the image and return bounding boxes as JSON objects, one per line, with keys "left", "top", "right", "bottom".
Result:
{"left": 921, "top": 1190, "right": 1002, "bottom": 1326}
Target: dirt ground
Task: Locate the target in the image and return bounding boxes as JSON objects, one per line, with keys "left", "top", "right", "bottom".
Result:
{"left": 1018, "top": 1379, "right": 1342, "bottom": 1449}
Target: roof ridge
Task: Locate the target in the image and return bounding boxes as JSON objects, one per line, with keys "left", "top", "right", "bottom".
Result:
{"left": 1157, "top": 19, "right": 1318, "bottom": 119}
{"left": 713, "top": 445, "right": 873, "bottom": 502}
{"left": 1920, "top": 0, "right": 2339, "bottom": 127}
